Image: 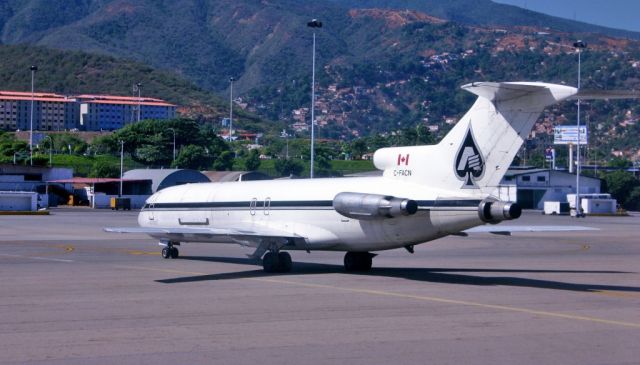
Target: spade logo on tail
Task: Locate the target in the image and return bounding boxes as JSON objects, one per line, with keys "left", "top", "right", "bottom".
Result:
{"left": 454, "top": 126, "right": 484, "bottom": 189}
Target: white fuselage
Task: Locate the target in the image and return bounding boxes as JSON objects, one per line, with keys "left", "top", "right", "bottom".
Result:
{"left": 138, "top": 176, "right": 486, "bottom": 252}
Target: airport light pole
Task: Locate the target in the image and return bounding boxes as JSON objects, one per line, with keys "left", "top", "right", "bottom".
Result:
{"left": 136, "top": 83, "right": 142, "bottom": 122}
{"left": 167, "top": 127, "right": 176, "bottom": 163}
{"left": 29, "top": 65, "right": 38, "bottom": 166}
{"left": 119, "top": 140, "right": 124, "bottom": 197}
{"left": 307, "top": 19, "right": 322, "bottom": 178}
{"left": 574, "top": 40, "right": 587, "bottom": 217}
{"left": 229, "top": 77, "right": 235, "bottom": 141}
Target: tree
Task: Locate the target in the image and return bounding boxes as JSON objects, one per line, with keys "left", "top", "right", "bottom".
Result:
{"left": 135, "top": 134, "right": 171, "bottom": 166}
{"left": 349, "top": 138, "right": 368, "bottom": 159}
{"left": 274, "top": 158, "right": 304, "bottom": 177}
{"left": 47, "top": 133, "right": 88, "bottom": 155}
{"left": 607, "top": 157, "right": 633, "bottom": 168}
{"left": 172, "top": 145, "right": 212, "bottom": 170}
{"left": 601, "top": 171, "right": 640, "bottom": 206}
{"left": 212, "top": 151, "right": 234, "bottom": 171}
{"left": 244, "top": 149, "right": 261, "bottom": 171}
{"left": 90, "top": 160, "right": 120, "bottom": 178}
{"left": 625, "top": 187, "right": 640, "bottom": 211}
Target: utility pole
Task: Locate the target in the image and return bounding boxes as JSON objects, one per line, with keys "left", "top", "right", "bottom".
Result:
{"left": 229, "top": 77, "right": 235, "bottom": 141}
{"left": 168, "top": 128, "right": 176, "bottom": 163}
{"left": 307, "top": 19, "right": 322, "bottom": 178}
{"left": 120, "top": 140, "right": 124, "bottom": 197}
{"left": 574, "top": 40, "right": 587, "bottom": 217}
{"left": 29, "top": 65, "right": 38, "bottom": 166}
{"left": 136, "top": 83, "right": 142, "bottom": 122}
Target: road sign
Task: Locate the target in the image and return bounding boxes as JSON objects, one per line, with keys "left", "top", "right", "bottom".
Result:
{"left": 553, "top": 126, "right": 588, "bottom": 145}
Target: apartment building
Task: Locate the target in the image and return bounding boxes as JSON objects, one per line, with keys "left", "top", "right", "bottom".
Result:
{"left": 1, "top": 91, "right": 176, "bottom": 131}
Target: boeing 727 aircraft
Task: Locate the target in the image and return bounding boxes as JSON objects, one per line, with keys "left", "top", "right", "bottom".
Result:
{"left": 107, "top": 82, "right": 635, "bottom": 272}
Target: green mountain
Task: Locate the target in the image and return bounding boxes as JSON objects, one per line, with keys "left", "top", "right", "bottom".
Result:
{"left": 2, "top": 0, "right": 640, "bottom": 160}
{"left": 0, "top": 43, "right": 265, "bottom": 128}
{"left": 329, "top": 0, "right": 640, "bottom": 40}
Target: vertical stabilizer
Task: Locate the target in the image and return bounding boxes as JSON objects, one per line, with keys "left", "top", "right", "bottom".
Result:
{"left": 374, "top": 82, "right": 578, "bottom": 195}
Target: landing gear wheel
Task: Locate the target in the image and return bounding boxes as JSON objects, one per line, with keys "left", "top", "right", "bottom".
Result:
{"left": 278, "top": 252, "right": 292, "bottom": 273}
{"left": 170, "top": 247, "right": 179, "bottom": 259}
{"left": 161, "top": 247, "right": 171, "bottom": 259}
{"left": 262, "top": 251, "right": 293, "bottom": 273}
{"left": 263, "top": 252, "right": 279, "bottom": 273}
{"left": 344, "top": 252, "right": 373, "bottom": 271}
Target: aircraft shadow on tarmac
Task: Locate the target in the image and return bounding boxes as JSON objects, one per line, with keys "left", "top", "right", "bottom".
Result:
{"left": 156, "top": 255, "right": 640, "bottom": 294}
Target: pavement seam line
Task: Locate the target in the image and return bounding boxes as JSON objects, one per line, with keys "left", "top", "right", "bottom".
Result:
{"left": 251, "top": 277, "right": 640, "bottom": 329}
{"left": 113, "top": 264, "right": 640, "bottom": 329}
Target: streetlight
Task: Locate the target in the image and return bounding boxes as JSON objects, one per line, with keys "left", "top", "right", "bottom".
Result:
{"left": 307, "top": 19, "right": 322, "bottom": 178}
{"left": 574, "top": 40, "right": 587, "bottom": 217}
{"left": 119, "top": 140, "right": 124, "bottom": 197}
{"left": 135, "top": 82, "right": 142, "bottom": 122}
{"left": 167, "top": 127, "right": 176, "bottom": 163}
{"left": 229, "top": 77, "right": 235, "bottom": 141}
{"left": 29, "top": 65, "right": 38, "bottom": 166}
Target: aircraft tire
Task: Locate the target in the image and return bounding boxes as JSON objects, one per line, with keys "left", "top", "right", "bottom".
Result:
{"left": 359, "top": 253, "right": 372, "bottom": 271}
{"left": 263, "top": 252, "right": 279, "bottom": 273}
{"left": 278, "top": 252, "right": 292, "bottom": 273}
{"left": 170, "top": 247, "right": 179, "bottom": 259}
{"left": 344, "top": 252, "right": 372, "bottom": 271}
{"left": 161, "top": 247, "right": 171, "bottom": 259}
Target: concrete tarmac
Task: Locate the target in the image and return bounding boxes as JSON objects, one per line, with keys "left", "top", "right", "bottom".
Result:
{"left": 1, "top": 208, "right": 639, "bottom": 364}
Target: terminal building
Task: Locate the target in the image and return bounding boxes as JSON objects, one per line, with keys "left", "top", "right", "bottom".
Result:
{"left": 0, "top": 90, "right": 176, "bottom": 132}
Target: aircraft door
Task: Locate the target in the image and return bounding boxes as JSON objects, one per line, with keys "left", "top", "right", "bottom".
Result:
{"left": 263, "top": 197, "right": 271, "bottom": 216}
{"left": 250, "top": 198, "right": 257, "bottom": 216}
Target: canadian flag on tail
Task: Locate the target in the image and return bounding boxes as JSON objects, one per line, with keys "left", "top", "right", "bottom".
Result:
{"left": 397, "top": 153, "right": 410, "bottom": 166}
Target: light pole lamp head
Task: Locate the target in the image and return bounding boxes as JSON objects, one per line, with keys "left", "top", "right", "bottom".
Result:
{"left": 573, "top": 40, "right": 587, "bottom": 50}
{"left": 307, "top": 19, "right": 322, "bottom": 28}
{"left": 229, "top": 77, "right": 235, "bottom": 83}
{"left": 30, "top": 65, "right": 38, "bottom": 72}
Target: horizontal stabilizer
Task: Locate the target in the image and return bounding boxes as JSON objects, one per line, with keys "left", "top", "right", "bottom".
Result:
{"left": 461, "top": 82, "right": 577, "bottom": 104}
{"left": 464, "top": 225, "right": 599, "bottom": 235}
{"left": 572, "top": 89, "right": 640, "bottom": 100}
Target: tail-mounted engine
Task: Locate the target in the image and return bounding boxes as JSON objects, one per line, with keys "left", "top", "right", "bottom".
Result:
{"left": 333, "top": 192, "right": 418, "bottom": 220}
{"left": 478, "top": 198, "right": 521, "bottom": 224}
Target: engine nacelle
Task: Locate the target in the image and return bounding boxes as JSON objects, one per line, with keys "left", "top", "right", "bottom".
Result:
{"left": 478, "top": 199, "right": 522, "bottom": 224}
{"left": 333, "top": 192, "right": 418, "bottom": 220}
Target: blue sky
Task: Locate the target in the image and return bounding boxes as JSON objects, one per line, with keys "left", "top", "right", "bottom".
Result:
{"left": 493, "top": 0, "right": 640, "bottom": 32}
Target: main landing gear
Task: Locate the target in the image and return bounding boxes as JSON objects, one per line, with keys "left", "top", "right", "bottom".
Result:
{"left": 161, "top": 241, "right": 179, "bottom": 259}
{"left": 262, "top": 251, "right": 293, "bottom": 273}
{"left": 344, "top": 252, "right": 374, "bottom": 271}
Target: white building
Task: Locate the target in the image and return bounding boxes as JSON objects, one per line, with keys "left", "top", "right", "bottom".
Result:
{"left": 495, "top": 167, "right": 601, "bottom": 209}
{"left": 0, "top": 164, "right": 73, "bottom": 208}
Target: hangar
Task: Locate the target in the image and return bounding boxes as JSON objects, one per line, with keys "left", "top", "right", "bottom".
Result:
{"left": 123, "top": 169, "right": 210, "bottom": 193}
{"left": 494, "top": 167, "right": 601, "bottom": 209}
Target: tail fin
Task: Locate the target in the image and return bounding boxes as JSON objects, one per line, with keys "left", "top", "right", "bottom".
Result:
{"left": 373, "top": 82, "right": 623, "bottom": 195}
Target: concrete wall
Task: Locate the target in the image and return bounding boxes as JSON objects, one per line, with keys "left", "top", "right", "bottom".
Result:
{"left": 0, "top": 191, "right": 37, "bottom": 211}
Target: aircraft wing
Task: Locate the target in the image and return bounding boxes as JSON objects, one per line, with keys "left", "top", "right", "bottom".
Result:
{"left": 104, "top": 226, "right": 307, "bottom": 246}
{"left": 463, "top": 225, "right": 599, "bottom": 236}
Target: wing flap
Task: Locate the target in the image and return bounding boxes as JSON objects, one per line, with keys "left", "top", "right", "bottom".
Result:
{"left": 104, "top": 225, "right": 306, "bottom": 246}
